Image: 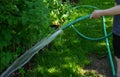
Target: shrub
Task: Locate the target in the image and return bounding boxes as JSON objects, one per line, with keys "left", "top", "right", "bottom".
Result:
{"left": 0, "top": 0, "right": 51, "bottom": 71}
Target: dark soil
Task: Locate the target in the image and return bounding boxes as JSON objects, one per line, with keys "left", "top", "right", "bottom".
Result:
{"left": 84, "top": 55, "right": 116, "bottom": 77}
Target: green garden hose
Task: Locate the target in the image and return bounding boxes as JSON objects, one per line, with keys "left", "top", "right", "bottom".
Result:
{"left": 71, "top": 25, "right": 112, "bottom": 41}
{"left": 102, "top": 16, "right": 116, "bottom": 77}
{"left": 61, "top": 5, "right": 116, "bottom": 77}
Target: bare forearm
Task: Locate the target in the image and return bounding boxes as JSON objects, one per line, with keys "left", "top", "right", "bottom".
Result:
{"left": 102, "top": 5, "right": 120, "bottom": 16}
{"left": 90, "top": 5, "right": 120, "bottom": 18}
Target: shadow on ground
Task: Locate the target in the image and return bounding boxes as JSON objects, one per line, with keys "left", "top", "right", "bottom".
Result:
{"left": 84, "top": 55, "right": 116, "bottom": 77}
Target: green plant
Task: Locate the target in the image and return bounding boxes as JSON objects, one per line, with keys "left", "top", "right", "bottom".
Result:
{"left": 0, "top": 0, "right": 114, "bottom": 77}
{"left": 47, "top": 0, "right": 72, "bottom": 26}
{"left": 19, "top": 68, "right": 25, "bottom": 77}
{"left": 0, "top": 0, "right": 51, "bottom": 71}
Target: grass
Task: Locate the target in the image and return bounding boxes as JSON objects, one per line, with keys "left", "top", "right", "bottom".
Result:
{"left": 3, "top": 0, "right": 115, "bottom": 77}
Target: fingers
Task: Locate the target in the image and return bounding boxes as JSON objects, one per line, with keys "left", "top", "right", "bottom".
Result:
{"left": 90, "top": 10, "right": 103, "bottom": 19}
{"left": 90, "top": 14, "right": 93, "bottom": 19}
{"left": 90, "top": 13, "right": 99, "bottom": 19}
{"left": 90, "top": 11, "right": 97, "bottom": 19}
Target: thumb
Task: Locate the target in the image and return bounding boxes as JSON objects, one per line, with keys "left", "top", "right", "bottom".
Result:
{"left": 90, "top": 14, "right": 93, "bottom": 19}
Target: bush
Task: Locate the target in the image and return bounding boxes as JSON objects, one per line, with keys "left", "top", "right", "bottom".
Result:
{"left": 0, "top": 0, "right": 51, "bottom": 71}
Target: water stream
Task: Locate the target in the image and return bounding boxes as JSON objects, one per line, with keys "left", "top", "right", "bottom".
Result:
{"left": 0, "top": 29, "right": 63, "bottom": 77}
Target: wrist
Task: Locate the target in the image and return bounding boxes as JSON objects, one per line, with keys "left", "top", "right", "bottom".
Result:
{"left": 100, "top": 10, "right": 106, "bottom": 16}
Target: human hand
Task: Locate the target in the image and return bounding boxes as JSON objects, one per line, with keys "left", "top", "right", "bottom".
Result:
{"left": 90, "top": 10, "right": 104, "bottom": 19}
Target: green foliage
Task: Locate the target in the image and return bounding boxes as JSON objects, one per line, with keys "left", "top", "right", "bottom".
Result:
{"left": 0, "top": 0, "right": 51, "bottom": 71}
{"left": 47, "top": 0, "right": 72, "bottom": 26}
{"left": 0, "top": 51, "right": 15, "bottom": 70}
{"left": 19, "top": 68, "right": 25, "bottom": 77}
{"left": 0, "top": 0, "right": 114, "bottom": 77}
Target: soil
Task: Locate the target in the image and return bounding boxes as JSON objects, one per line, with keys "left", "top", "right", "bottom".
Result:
{"left": 84, "top": 55, "right": 116, "bottom": 77}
